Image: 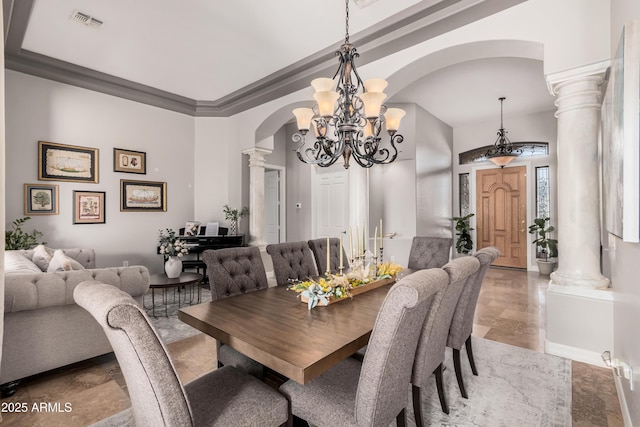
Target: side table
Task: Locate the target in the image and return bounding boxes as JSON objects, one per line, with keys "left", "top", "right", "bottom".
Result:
{"left": 148, "top": 272, "right": 203, "bottom": 317}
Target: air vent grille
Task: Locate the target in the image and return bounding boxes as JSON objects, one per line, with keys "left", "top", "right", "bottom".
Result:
{"left": 71, "top": 10, "right": 104, "bottom": 28}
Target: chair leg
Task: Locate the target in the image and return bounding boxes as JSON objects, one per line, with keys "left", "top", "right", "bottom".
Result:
{"left": 466, "top": 336, "right": 478, "bottom": 375}
{"left": 435, "top": 364, "right": 449, "bottom": 414}
{"left": 453, "top": 348, "right": 468, "bottom": 399}
{"left": 396, "top": 408, "right": 406, "bottom": 427}
{"left": 412, "top": 385, "right": 424, "bottom": 427}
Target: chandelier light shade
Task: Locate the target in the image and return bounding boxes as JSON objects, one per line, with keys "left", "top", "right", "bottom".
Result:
{"left": 485, "top": 97, "right": 520, "bottom": 168}
{"left": 291, "top": 0, "right": 405, "bottom": 169}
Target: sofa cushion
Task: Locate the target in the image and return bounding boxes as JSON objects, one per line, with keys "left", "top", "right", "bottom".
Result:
{"left": 4, "top": 252, "right": 42, "bottom": 274}
{"left": 47, "top": 250, "right": 85, "bottom": 272}
{"left": 32, "top": 244, "right": 54, "bottom": 271}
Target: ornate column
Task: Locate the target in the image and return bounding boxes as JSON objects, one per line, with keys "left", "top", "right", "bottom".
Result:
{"left": 549, "top": 72, "right": 609, "bottom": 289}
{"left": 242, "top": 147, "right": 272, "bottom": 247}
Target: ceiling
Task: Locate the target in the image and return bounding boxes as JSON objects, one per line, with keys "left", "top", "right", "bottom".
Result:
{"left": 3, "top": 0, "right": 555, "bottom": 126}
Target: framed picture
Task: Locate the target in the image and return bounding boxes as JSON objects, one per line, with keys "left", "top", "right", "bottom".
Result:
{"left": 38, "top": 141, "right": 99, "bottom": 183}
{"left": 120, "top": 179, "right": 167, "bottom": 212}
{"left": 73, "top": 191, "right": 106, "bottom": 224}
{"left": 184, "top": 221, "right": 201, "bottom": 236}
{"left": 24, "top": 183, "right": 59, "bottom": 215}
{"left": 114, "top": 148, "right": 146, "bottom": 174}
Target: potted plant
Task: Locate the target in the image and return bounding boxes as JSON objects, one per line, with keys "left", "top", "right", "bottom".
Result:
{"left": 5, "top": 217, "right": 45, "bottom": 250}
{"left": 158, "top": 228, "right": 189, "bottom": 278}
{"left": 223, "top": 205, "right": 249, "bottom": 236}
{"left": 452, "top": 213, "right": 474, "bottom": 255}
{"left": 528, "top": 217, "right": 558, "bottom": 275}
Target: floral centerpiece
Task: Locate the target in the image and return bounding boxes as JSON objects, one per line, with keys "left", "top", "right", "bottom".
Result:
{"left": 158, "top": 228, "right": 189, "bottom": 279}
{"left": 158, "top": 228, "right": 189, "bottom": 258}
{"left": 289, "top": 261, "right": 403, "bottom": 310}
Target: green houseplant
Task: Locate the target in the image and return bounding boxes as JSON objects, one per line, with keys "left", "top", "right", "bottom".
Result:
{"left": 223, "top": 205, "right": 249, "bottom": 236}
{"left": 452, "top": 213, "right": 474, "bottom": 255}
{"left": 5, "top": 217, "right": 45, "bottom": 250}
{"left": 528, "top": 217, "right": 558, "bottom": 275}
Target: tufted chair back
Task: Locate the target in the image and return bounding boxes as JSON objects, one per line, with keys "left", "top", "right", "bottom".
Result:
{"left": 266, "top": 241, "right": 318, "bottom": 286}
{"left": 307, "top": 237, "right": 350, "bottom": 274}
{"left": 407, "top": 236, "right": 452, "bottom": 270}
{"left": 202, "top": 246, "right": 268, "bottom": 301}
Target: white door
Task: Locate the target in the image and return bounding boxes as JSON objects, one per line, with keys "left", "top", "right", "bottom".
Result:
{"left": 315, "top": 169, "right": 349, "bottom": 238}
{"left": 264, "top": 170, "right": 280, "bottom": 244}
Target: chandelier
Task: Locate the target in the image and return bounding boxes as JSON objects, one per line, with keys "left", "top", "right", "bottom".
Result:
{"left": 485, "top": 97, "right": 521, "bottom": 168}
{"left": 291, "top": 0, "right": 405, "bottom": 169}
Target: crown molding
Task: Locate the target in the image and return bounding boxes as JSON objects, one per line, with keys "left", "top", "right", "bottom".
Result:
{"left": 4, "top": 0, "right": 525, "bottom": 117}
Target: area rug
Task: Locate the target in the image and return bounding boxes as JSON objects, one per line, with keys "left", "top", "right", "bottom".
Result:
{"left": 143, "top": 287, "right": 213, "bottom": 344}
{"left": 413, "top": 338, "right": 572, "bottom": 427}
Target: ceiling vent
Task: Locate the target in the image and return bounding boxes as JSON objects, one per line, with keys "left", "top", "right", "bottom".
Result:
{"left": 353, "top": 0, "right": 379, "bottom": 8}
{"left": 70, "top": 10, "right": 104, "bottom": 28}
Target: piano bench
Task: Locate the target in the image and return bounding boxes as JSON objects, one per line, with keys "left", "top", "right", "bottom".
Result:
{"left": 182, "top": 260, "right": 207, "bottom": 283}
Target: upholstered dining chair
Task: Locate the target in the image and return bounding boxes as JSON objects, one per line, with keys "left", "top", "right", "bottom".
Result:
{"left": 447, "top": 246, "right": 500, "bottom": 398}
{"left": 307, "top": 237, "right": 349, "bottom": 274}
{"left": 266, "top": 241, "right": 318, "bottom": 286}
{"left": 411, "top": 256, "right": 480, "bottom": 426}
{"left": 74, "top": 282, "right": 288, "bottom": 427}
{"left": 202, "top": 246, "right": 268, "bottom": 379}
{"left": 407, "top": 236, "right": 453, "bottom": 270}
{"left": 280, "top": 268, "right": 449, "bottom": 427}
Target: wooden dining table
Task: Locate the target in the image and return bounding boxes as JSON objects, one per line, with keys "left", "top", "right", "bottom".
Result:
{"left": 178, "top": 278, "right": 398, "bottom": 384}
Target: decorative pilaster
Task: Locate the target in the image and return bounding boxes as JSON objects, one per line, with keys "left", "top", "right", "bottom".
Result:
{"left": 549, "top": 73, "right": 609, "bottom": 289}
{"left": 242, "top": 147, "right": 272, "bottom": 247}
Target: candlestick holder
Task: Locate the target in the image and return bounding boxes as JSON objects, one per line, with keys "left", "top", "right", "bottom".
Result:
{"left": 379, "top": 247, "right": 384, "bottom": 264}
{"left": 338, "top": 266, "right": 344, "bottom": 276}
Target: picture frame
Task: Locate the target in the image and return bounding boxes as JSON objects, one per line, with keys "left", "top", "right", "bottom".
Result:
{"left": 38, "top": 141, "right": 99, "bottom": 183}
{"left": 24, "top": 183, "right": 59, "bottom": 215}
{"left": 120, "top": 179, "right": 167, "bottom": 212}
{"left": 184, "top": 221, "right": 201, "bottom": 236}
{"left": 602, "top": 21, "right": 640, "bottom": 242}
{"left": 114, "top": 148, "right": 146, "bottom": 174}
{"left": 73, "top": 191, "right": 106, "bottom": 224}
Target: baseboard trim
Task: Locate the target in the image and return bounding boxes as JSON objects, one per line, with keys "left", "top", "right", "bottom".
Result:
{"left": 545, "top": 340, "right": 607, "bottom": 367}
{"left": 613, "top": 370, "right": 633, "bottom": 426}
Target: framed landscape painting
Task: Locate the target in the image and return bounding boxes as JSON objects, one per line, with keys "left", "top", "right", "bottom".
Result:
{"left": 39, "top": 141, "right": 99, "bottom": 183}
{"left": 114, "top": 148, "right": 146, "bottom": 174}
{"left": 24, "top": 183, "right": 58, "bottom": 215}
{"left": 120, "top": 179, "right": 166, "bottom": 212}
{"left": 73, "top": 191, "right": 106, "bottom": 224}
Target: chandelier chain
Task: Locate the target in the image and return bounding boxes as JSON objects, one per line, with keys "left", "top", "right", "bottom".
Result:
{"left": 345, "top": 0, "right": 350, "bottom": 43}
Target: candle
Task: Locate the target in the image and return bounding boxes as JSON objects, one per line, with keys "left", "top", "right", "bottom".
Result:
{"left": 380, "top": 218, "right": 383, "bottom": 250}
{"left": 349, "top": 226, "right": 353, "bottom": 260}
{"left": 356, "top": 225, "right": 360, "bottom": 257}
{"left": 362, "top": 223, "right": 365, "bottom": 256}
{"left": 373, "top": 226, "right": 378, "bottom": 255}
{"left": 339, "top": 234, "right": 344, "bottom": 269}
{"left": 326, "top": 237, "right": 331, "bottom": 273}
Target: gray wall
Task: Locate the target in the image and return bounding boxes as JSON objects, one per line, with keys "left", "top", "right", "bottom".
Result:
{"left": 283, "top": 122, "right": 313, "bottom": 242}
{"left": 5, "top": 70, "right": 195, "bottom": 273}
{"left": 610, "top": 1, "right": 640, "bottom": 423}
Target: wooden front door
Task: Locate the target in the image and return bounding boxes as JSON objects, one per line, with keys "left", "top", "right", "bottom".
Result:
{"left": 476, "top": 166, "right": 527, "bottom": 268}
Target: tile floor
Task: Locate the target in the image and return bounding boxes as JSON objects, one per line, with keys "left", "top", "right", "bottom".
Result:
{"left": 0, "top": 267, "right": 624, "bottom": 426}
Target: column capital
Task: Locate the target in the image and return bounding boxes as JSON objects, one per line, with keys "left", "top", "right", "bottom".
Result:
{"left": 546, "top": 60, "right": 609, "bottom": 95}
{"left": 242, "top": 147, "right": 272, "bottom": 168}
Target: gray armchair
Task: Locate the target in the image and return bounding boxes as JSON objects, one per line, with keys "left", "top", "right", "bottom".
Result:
{"left": 266, "top": 241, "right": 318, "bottom": 286}
{"left": 74, "top": 282, "right": 288, "bottom": 427}
{"left": 447, "top": 246, "right": 500, "bottom": 398}
{"left": 307, "top": 237, "right": 349, "bottom": 274}
{"left": 407, "top": 236, "right": 453, "bottom": 270}
{"left": 280, "top": 268, "right": 449, "bottom": 427}
{"left": 411, "top": 256, "right": 480, "bottom": 425}
{"left": 202, "top": 246, "right": 268, "bottom": 379}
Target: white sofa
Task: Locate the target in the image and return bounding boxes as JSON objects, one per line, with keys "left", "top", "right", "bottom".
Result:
{"left": 1, "top": 248, "right": 150, "bottom": 395}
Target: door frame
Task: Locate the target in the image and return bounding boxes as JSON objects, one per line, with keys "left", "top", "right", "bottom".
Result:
{"left": 264, "top": 164, "right": 286, "bottom": 244}
{"left": 470, "top": 160, "right": 536, "bottom": 270}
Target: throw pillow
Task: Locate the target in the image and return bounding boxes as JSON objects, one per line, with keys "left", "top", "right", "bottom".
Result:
{"left": 47, "top": 250, "right": 85, "bottom": 272}
{"left": 32, "top": 244, "right": 53, "bottom": 272}
{"left": 4, "top": 252, "right": 42, "bottom": 274}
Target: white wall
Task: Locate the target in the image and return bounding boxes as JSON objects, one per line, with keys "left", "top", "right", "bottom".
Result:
{"left": 5, "top": 70, "right": 195, "bottom": 273}
{"left": 453, "top": 110, "right": 557, "bottom": 268}
{"left": 609, "top": 1, "right": 640, "bottom": 423}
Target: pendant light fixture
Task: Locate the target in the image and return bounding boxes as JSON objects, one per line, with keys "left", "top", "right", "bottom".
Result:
{"left": 291, "top": 0, "right": 405, "bottom": 169}
{"left": 485, "top": 97, "right": 520, "bottom": 168}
